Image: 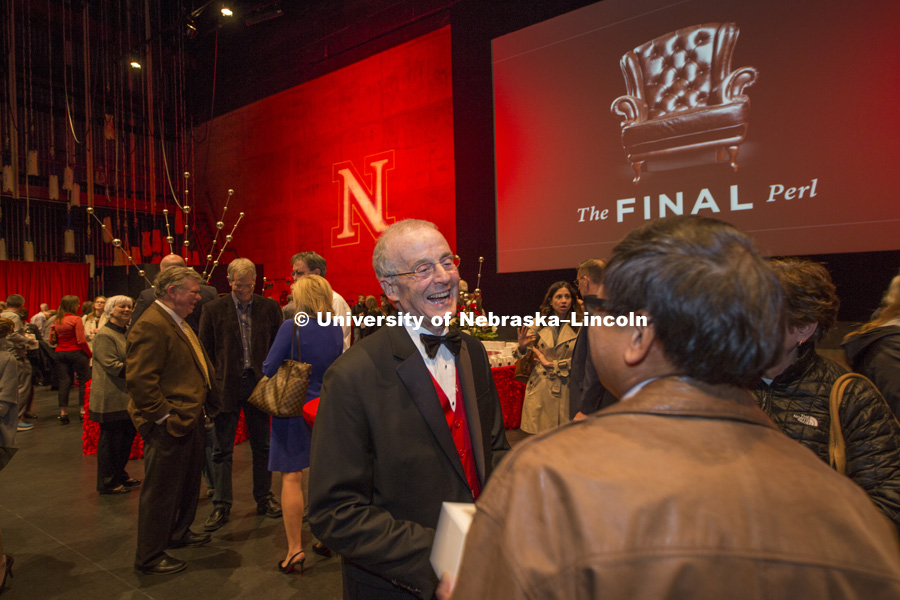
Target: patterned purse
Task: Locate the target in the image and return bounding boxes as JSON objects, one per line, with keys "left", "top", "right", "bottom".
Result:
{"left": 248, "top": 325, "right": 311, "bottom": 418}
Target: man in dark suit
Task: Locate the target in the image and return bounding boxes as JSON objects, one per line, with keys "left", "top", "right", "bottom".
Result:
{"left": 309, "top": 219, "right": 510, "bottom": 599}
{"left": 127, "top": 267, "right": 221, "bottom": 575}
{"left": 130, "top": 253, "right": 218, "bottom": 333}
{"left": 570, "top": 258, "right": 616, "bottom": 420}
{"left": 199, "top": 258, "right": 283, "bottom": 531}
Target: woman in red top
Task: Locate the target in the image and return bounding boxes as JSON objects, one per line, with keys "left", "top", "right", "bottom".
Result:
{"left": 51, "top": 295, "right": 92, "bottom": 425}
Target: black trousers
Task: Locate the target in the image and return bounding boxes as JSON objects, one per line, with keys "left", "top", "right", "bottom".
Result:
{"left": 55, "top": 350, "right": 90, "bottom": 408}
{"left": 135, "top": 420, "right": 203, "bottom": 568}
{"left": 96, "top": 419, "right": 137, "bottom": 492}
{"left": 211, "top": 373, "right": 272, "bottom": 509}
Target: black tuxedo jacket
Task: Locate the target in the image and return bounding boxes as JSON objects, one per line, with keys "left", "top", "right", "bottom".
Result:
{"left": 308, "top": 325, "right": 510, "bottom": 599}
{"left": 198, "top": 293, "right": 282, "bottom": 413}
{"left": 130, "top": 282, "right": 218, "bottom": 333}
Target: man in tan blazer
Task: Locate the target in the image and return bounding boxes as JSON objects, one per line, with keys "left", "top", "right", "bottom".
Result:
{"left": 127, "top": 266, "right": 221, "bottom": 575}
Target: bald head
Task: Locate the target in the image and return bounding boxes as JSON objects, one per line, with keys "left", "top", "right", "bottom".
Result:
{"left": 160, "top": 254, "right": 186, "bottom": 270}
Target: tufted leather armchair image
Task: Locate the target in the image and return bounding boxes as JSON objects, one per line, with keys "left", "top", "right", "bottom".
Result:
{"left": 610, "top": 23, "right": 758, "bottom": 183}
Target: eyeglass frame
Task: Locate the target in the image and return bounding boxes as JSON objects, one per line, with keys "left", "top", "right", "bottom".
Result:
{"left": 383, "top": 255, "right": 461, "bottom": 280}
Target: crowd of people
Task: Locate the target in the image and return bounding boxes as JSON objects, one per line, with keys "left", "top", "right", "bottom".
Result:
{"left": 2, "top": 216, "right": 900, "bottom": 597}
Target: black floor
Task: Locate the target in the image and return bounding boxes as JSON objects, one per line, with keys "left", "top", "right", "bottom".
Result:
{"left": 0, "top": 386, "right": 344, "bottom": 599}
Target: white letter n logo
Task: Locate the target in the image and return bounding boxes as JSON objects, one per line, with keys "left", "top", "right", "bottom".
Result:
{"left": 331, "top": 150, "right": 396, "bottom": 247}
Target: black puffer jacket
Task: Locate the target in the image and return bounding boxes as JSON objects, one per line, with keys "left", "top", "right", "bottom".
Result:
{"left": 843, "top": 324, "right": 900, "bottom": 419}
{"left": 752, "top": 344, "right": 900, "bottom": 535}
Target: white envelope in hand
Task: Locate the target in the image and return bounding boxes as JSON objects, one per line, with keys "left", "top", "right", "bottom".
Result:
{"left": 430, "top": 501, "right": 476, "bottom": 580}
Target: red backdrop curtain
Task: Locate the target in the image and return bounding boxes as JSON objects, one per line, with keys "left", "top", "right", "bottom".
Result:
{"left": 0, "top": 261, "right": 89, "bottom": 317}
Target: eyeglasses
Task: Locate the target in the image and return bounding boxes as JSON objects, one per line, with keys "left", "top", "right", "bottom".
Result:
{"left": 385, "top": 255, "right": 461, "bottom": 280}
{"left": 291, "top": 270, "right": 308, "bottom": 278}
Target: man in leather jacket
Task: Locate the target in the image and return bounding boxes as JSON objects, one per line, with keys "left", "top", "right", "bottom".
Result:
{"left": 443, "top": 216, "right": 900, "bottom": 600}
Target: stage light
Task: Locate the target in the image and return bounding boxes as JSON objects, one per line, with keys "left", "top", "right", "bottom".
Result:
{"left": 130, "top": 60, "right": 142, "bottom": 69}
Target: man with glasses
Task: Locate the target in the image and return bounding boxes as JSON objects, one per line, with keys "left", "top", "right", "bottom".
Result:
{"left": 308, "top": 219, "right": 510, "bottom": 600}
{"left": 283, "top": 251, "right": 352, "bottom": 350}
{"left": 198, "top": 258, "right": 284, "bottom": 533}
{"left": 443, "top": 216, "right": 900, "bottom": 599}
{"left": 570, "top": 258, "right": 616, "bottom": 421}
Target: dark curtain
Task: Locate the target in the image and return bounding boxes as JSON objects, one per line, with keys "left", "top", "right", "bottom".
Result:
{"left": 0, "top": 261, "right": 89, "bottom": 318}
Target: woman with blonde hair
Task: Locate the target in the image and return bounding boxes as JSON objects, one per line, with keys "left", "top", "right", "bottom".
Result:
{"left": 844, "top": 280, "right": 900, "bottom": 418}
{"left": 262, "top": 275, "right": 342, "bottom": 574}
{"left": 82, "top": 296, "right": 107, "bottom": 350}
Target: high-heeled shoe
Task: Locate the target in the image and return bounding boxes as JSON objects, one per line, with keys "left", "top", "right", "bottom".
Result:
{"left": 312, "top": 543, "right": 332, "bottom": 558}
{"left": 0, "top": 555, "right": 14, "bottom": 593}
{"left": 277, "top": 551, "right": 305, "bottom": 574}
{"left": 58, "top": 414, "right": 70, "bottom": 425}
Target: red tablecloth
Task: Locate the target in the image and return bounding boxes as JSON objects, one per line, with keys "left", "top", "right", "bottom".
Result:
{"left": 301, "top": 365, "right": 526, "bottom": 430}
{"left": 491, "top": 365, "right": 526, "bottom": 429}
{"left": 82, "top": 380, "right": 249, "bottom": 457}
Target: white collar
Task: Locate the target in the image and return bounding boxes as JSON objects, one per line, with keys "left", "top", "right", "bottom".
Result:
{"left": 154, "top": 299, "right": 184, "bottom": 326}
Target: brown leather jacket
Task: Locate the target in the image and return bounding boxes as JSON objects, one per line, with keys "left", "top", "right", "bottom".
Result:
{"left": 452, "top": 377, "right": 900, "bottom": 599}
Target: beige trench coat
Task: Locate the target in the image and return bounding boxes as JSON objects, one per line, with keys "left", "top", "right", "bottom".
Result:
{"left": 519, "top": 323, "right": 579, "bottom": 434}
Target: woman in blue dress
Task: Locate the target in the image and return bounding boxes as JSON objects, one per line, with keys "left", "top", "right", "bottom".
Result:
{"left": 264, "top": 275, "right": 343, "bottom": 574}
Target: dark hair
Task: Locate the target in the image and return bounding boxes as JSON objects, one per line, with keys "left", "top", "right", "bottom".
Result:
{"left": 540, "top": 281, "right": 578, "bottom": 320}
{"left": 768, "top": 258, "right": 837, "bottom": 344}
{"left": 291, "top": 251, "right": 327, "bottom": 277}
{"left": 57, "top": 295, "right": 81, "bottom": 320}
{"left": 5, "top": 294, "right": 24, "bottom": 308}
{"left": 603, "top": 216, "right": 783, "bottom": 387}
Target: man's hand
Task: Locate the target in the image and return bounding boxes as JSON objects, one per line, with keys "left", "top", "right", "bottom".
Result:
{"left": 436, "top": 572, "right": 456, "bottom": 600}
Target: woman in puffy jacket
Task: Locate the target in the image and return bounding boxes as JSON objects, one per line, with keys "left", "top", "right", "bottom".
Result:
{"left": 752, "top": 258, "right": 900, "bottom": 534}
{"left": 843, "top": 286, "right": 900, "bottom": 419}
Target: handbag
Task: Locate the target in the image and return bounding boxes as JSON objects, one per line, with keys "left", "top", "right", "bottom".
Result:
{"left": 828, "top": 372, "right": 895, "bottom": 475}
{"left": 248, "top": 325, "right": 311, "bottom": 418}
{"left": 514, "top": 347, "right": 536, "bottom": 383}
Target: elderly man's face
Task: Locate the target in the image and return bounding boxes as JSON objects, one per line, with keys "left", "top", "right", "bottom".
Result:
{"left": 381, "top": 228, "right": 459, "bottom": 335}
{"left": 168, "top": 279, "right": 201, "bottom": 319}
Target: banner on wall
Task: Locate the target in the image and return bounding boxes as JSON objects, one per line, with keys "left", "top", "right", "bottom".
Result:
{"left": 492, "top": 0, "right": 900, "bottom": 272}
{"left": 196, "top": 27, "right": 456, "bottom": 301}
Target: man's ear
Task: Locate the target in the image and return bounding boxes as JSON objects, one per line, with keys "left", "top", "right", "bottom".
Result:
{"left": 379, "top": 278, "right": 397, "bottom": 303}
{"left": 788, "top": 322, "right": 818, "bottom": 345}
{"left": 623, "top": 312, "right": 655, "bottom": 366}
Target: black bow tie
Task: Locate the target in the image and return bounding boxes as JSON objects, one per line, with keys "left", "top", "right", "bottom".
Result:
{"left": 420, "top": 329, "right": 462, "bottom": 359}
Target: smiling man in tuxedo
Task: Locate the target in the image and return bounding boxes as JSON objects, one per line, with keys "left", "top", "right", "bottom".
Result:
{"left": 308, "top": 219, "right": 509, "bottom": 599}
